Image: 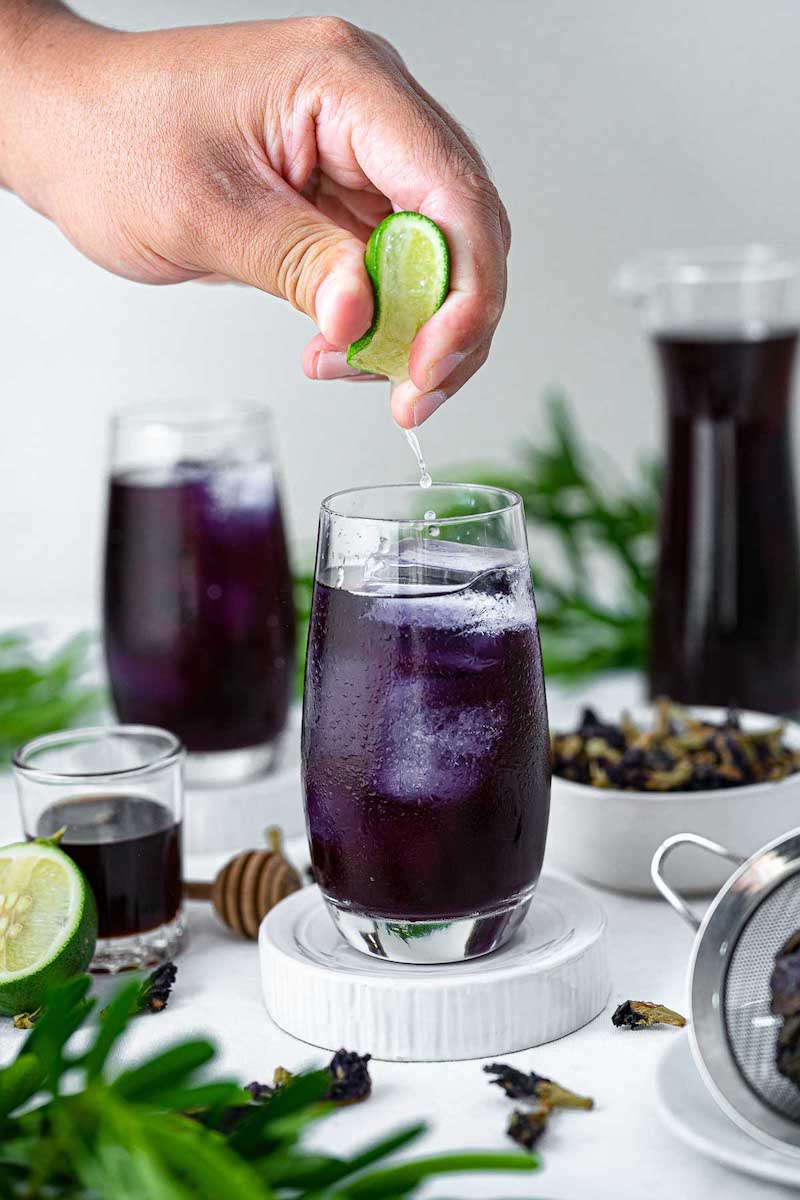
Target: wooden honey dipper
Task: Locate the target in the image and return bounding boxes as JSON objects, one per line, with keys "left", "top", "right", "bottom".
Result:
{"left": 185, "top": 827, "right": 303, "bottom": 939}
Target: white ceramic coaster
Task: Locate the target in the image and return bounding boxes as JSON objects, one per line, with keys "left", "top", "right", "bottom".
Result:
{"left": 259, "top": 873, "right": 610, "bottom": 1061}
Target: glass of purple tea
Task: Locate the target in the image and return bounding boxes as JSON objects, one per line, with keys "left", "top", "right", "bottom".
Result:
{"left": 103, "top": 403, "right": 296, "bottom": 787}
{"left": 302, "top": 484, "right": 551, "bottom": 963}
{"left": 12, "top": 725, "right": 184, "bottom": 972}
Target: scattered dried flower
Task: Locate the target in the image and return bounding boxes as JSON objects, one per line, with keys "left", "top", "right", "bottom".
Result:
{"left": 611, "top": 1000, "right": 686, "bottom": 1030}
{"left": 327, "top": 1049, "right": 372, "bottom": 1105}
{"left": 12, "top": 1009, "right": 41, "bottom": 1030}
{"left": 507, "top": 1103, "right": 552, "bottom": 1150}
{"left": 484, "top": 1062, "right": 593, "bottom": 1109}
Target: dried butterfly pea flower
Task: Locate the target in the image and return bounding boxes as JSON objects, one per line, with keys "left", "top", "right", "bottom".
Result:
{"left": 552, "top": 700, "right": 800, "bottom": 792}
{"left": 776, "top": 1014, "right": 800, "bottom": 1087}
{"left": 771, "top": 930, "right": 800, "bottom": 1019}
{"left": 484, "top": 1063, "right": 593, "bottom": 1109}
{"left": 139, "top": 961, "right": 177, "bottom": 1012}
{"left": 12, "top": 1009, "right": 41, "bottom": 1029}
{"left": 327, "top": 1049, "right": 372, "bottom": 1105}
{"left": 99, "top": 962, "right": 177, "bottom": 1020}
{"left": 611, "top": 1000, "right": 686, "bottom": 1030}
{"left": 507, "top": 1103, "right": 551, "bottom": 1150}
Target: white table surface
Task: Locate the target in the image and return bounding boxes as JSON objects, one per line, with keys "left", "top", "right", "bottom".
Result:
{"left": 0, "top": 675, "right": 793, "bottom": 1199}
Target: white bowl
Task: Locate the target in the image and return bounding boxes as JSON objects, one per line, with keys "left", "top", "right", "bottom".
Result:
{"left": 544, "top": 705, "right": 800, "bottom": 895}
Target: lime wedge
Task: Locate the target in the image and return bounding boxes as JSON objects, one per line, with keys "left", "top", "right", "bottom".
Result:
{"left": 347, "top": 212, "right": 450, "bottom": 379}
{"left": 0, "top": 840, "right": 97, "bottom": 1016}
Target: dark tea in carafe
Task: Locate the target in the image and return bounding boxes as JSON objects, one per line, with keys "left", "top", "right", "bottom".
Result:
{"left": 650, "top": 329, "right": 800, "bottom": 713}
{"left": 616, "top": 247, "right": 800, "bottom": 716}
{"left": 35, "top": 794, "right": 182, "bottom": 940}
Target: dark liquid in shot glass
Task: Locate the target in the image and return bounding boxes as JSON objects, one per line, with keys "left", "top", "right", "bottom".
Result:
{"left": 35, "top": 795, "right": 182, "bottom": 939}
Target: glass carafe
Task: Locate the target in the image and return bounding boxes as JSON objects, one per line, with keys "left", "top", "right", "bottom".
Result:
{"left": 616, "top": 246, "right": 800, "bottom": 714}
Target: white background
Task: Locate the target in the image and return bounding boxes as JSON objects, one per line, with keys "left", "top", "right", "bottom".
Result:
{"left": 4, "top": 0, "right": 800, "bottom": 620}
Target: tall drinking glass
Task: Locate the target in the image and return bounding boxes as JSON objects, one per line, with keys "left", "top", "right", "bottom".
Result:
{"left": 104, "top": 403, "right": 296, "bottom": 786}
{"left": 302, "top": 484, "right": 550, "bottom": 963}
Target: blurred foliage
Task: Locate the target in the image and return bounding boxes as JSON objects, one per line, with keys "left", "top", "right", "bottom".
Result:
{"left": 461, "top": 394, "right": 661, "bottom": 680}
{"left": 0, "top": 631, "right": 102, "bottom": 763}
{"left": 293, "top": 395, "right": 661, "bottom": 688}
{"left": 0, "top": 973, "right": 536, "bottom": 1196}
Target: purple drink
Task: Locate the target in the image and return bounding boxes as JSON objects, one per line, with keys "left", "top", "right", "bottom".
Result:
{"left": 104, "top": 461, "right": 295, "bottom": 757}
{"left": 303, "top": 532, "right": 550, "bottom": 954}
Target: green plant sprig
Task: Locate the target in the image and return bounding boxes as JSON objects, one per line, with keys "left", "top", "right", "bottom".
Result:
{"left": 0, "top": 975, "right": 536, "bottom": 1197}
{"left": 0, "top": 631, "right": 102, "bottom": 763}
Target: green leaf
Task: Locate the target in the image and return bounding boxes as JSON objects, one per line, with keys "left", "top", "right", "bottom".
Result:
{"left": 0, "top": 629, "right": 102, "bottom": 763}
{"left": 82, "top": 980, "right": 141, "bottom": 1080}
{"left": 159, "top": 1080, "right": 248, "bottom": 1112}
{"left": 145, "top": 1117, "right": 275, "bottom": 1200}
{"left": 261, "top": 1124, "right": 427, "bottom": 1190}
{"left": 336, "top": 1151, "right": 538, "bottom": 1197}
{"left": 112, "top": 1040, "right": 216, "bottom": 1102}
{"left": 0, "top": 1055, "right": 44, "bottom": 1118}
{"left": 227, "top": 1069, "right": 330, "bottom": 1157}
{"left": 19, "top": 974, "right": 94, "bottom": 1087}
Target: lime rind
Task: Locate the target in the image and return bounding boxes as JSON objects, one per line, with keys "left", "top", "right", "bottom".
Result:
{"left": 347, "top": 211, "right": 450, "bottom": 379}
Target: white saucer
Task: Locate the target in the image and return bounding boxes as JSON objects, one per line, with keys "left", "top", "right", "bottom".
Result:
{"left": 259, "top": 872, "right": 609, "bottom": 1062}
{"left": 657, "top": 1035, "right": 800, "bottom": 1187}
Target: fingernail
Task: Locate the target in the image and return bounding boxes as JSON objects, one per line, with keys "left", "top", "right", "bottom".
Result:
{"left": 427, "top": 351, "right": 465, "bottom": 391}
{"left": 314, "top": 350, "right": 364, "bottom": 380}
{"left": 413, "top": 389, "right": 448, "bottom": 424}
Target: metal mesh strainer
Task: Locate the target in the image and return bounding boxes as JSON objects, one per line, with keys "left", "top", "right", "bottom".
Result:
{"left": 653, "top": 830, "right": 800, "bottom": 1154}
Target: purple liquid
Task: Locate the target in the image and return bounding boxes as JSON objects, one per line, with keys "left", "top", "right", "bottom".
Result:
{"left": 104, "top": 463, "right": 295, "bottom": 752}
{"left": 302, "top": 561, "right": 550, "bottom": 920}
{"left": 650, "top": 329, "right": 800, "bottom": 713}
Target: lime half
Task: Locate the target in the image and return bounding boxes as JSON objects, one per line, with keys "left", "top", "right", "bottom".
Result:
{"left": 347, "top": 212, "right": 450, "bottom": 379}
{"left": 0, "top": 840, "right": 97, "bottom": 1016}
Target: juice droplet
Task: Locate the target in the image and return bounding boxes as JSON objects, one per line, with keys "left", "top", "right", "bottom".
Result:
{"left": 424, "top": 510, "right": 436, "bottom": 521}
{"left": 404, "top": 429, "right": 432, "bottom": 489}
{"left": 429, "top": 525, "right": 440, "bottom": 537}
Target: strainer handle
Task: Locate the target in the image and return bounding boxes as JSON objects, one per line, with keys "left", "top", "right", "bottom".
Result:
{"left": 651, "top": 834, "right": 745, "bottom": 930}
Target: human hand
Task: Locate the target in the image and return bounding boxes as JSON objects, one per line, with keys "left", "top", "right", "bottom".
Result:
{"left": 0, "top": 8, "right": 510, "bottom": 425}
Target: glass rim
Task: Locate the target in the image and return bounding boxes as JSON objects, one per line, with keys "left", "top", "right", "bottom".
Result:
{"left": 320, "top": 482, "right": 524, "bottom": 527}
{"left": 12, "top": 725, "right": 184, "bottom": 784}
{"left": 614, "top": 244, "right": 798, "bottom": 294}
{"left": 111, "top": 400, "right": 273, "bottom": 433}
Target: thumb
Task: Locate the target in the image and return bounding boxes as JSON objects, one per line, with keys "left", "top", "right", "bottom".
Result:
{"left": 192, "top": 180, "right": 372, "bottom": 347}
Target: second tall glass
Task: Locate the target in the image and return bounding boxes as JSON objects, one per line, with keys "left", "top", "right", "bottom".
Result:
{"left": 103, "top": 403, "right": 296, "bottom": 786}
{"left": 302, "top": 484, "right": 550, "bottom": 963}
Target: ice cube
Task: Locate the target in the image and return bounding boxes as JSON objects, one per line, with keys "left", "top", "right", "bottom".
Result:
{"left": 372, "top": 678, "right": 502, "bottom": 803}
